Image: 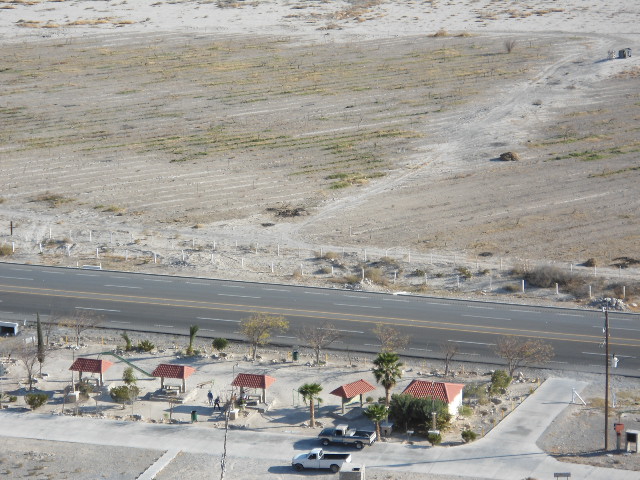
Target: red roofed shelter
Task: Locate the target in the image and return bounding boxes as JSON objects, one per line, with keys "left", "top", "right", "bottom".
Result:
{"left": 231, "top": 373, "right": 276, "bottom": 403}
{"left": 152, "top": 364, "right": 196, "bottom": 393}
{"left": 330, "top": 379, "right": 376, "bottom": 414}
{"left": 69, "top": 358, "right": 113, "bottom": 386}
{"left": 402, "top": 380, "right": 465, "bottom": 415}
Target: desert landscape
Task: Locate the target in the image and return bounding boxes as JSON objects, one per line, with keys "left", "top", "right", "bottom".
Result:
{"left": 0, "top": 0, "right": 639, "bottom": 478}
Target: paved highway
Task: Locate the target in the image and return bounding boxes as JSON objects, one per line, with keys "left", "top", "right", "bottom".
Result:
{"left": 0, "top": 262, "right": 638, "bottom": 375}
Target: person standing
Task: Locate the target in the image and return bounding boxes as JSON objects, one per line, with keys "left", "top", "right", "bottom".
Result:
{"left": 214, "top": 396, "right": 221, "bottom": 411}
{"left": 207, "top": 390, "right": 214, "bottom": 406}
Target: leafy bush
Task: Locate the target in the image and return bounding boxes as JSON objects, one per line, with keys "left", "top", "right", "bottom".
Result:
{"left": 25, "top": 393, "right": 49, "bottom": 410}
{"left": 212, "top": 338, "right": 229, "bottom": 352}
{"left": 110, "top": 385, "right": 139, "bottom": 405}
{"left": 137, "top": 340, "right": 155, "bottom": 352}
{"left": 461, "top": 429, "right": 477, "bottom": 443}
{"left": 122, "top": 367, "right": 137, "bottom": 386}
{"left": 427, "top": 432, "right": 442, "bottom": 445}
{"left": 389, "top": 394, "right": 451, "bottom": 433}
{"left": 490, "top": 370, "right": 512, "bottom": 394}
{"left": 76, "top": 381, "right": 97, "bottom": 395}
{"left": 503, "top": 284, "right": 520, "bottom": 293}
{"left": 458, "top": 405, "right": 473, "bottom": 417}
{"left": 464, "top": 382, "right": 488, "bottom": 405}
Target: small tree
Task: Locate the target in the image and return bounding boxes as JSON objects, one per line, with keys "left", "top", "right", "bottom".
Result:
{"left": 186, "top": 324, "right": 200, "bottom": 355}
{"left": 110, "top": 385, "right": 139, "bottom": 409}
{"left": 372, "top": 323, "right": 409, "bottom": 352}
{"left": 36, "top": 313, "right": 46, "bottom": 376}
{"left": 490, "top": 370, "right": 512, "bottom": 394}
{"left": 493, "top": 336, "right": 554, "bottom": 377}
{"left": 364, "top": 403, "right": 388, "bottom": 440}
{"left": 240, "top": 313, "right": 289, "bottom": 360}
{"left": 16, "top": 342, "right": 39, "bottom": 391}
{"left": 122, "top": 366, "right": 137, "bottom": 386}
{"left": 372, "top": 352, "right": 404, "bottom": 406}
{"left": 297, "top": 322, "right": 341, "bottom": 364}
{"left": 440, "top": 342, "right": 459, "bottom": 377}
{"left": 137, "top": 340, "right": 155, "bottom": 352}
{"left": 25, "top": 392, "right": 49, "bottom": 410}
{"left": 60, "top": 310, "right": 102, "bottom": 347}
{"left": 298, "top": 383, "right": 322, "bottom": 427}
{"left": 462, "top": 429, "right": 477, "bottom": 443}
{"left": 212, "top": 338, "right": 229, "bottom": 353}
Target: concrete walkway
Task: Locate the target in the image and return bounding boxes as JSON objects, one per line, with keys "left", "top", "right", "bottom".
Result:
{"left": 0, "top": 377, "right": 636, "bottom": 479}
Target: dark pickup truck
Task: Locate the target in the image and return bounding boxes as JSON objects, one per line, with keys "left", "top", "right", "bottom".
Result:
{"left": 318, "top": 424, "right": 377, "bottom": 449}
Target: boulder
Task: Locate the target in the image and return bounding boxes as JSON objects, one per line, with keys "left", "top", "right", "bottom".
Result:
{"left": 499, "top": 151, "right": 520, "bottom": 161}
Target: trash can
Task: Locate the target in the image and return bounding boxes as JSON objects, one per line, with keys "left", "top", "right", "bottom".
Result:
{"left": 292, "top": 350, "right": 299, "bottom": 361}
{"left": 191, "top": 410, "right": 198, "bottom": 423}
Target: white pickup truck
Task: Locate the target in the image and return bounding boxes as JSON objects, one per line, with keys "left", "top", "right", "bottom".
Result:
{"left": 318, "top": 424, "right": 377, "bottom": 449}
{"left": 291, "top": 448, "right": 352, "bottom": 473}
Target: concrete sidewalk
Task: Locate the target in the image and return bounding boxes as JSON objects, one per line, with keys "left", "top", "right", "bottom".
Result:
{"left": 0, "top": 377, "right": 635, "bottom": 479}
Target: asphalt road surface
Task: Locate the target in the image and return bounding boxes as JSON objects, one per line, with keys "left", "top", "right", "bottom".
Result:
{"left": 0, "top": 263, "right": 638, "bottom": 375}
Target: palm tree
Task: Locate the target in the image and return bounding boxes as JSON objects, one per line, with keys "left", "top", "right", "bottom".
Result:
{"left": 187, "top": 324, "right": 199, "bottom": 355}
{"left": 372, "top": 352, "right": 403, "bottom": 406}
{"left": 364, "top": 403, "right": 388, "bottom": 440}
{"left": 298, "top": 383, "right": 322, "bottom": 427}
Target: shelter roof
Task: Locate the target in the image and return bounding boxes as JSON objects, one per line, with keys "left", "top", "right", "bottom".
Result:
{"left": 401, "top": 380, "right": 464, "bottom": 404}
{"left": 231, "top": 373, "right": 276, "bottom": 389}
{"left": 330, "top": 379, "right": 376, "bottom": 398}
{"left": 151, "top": 363, "right": 196, "bottom": 379}
{"left": 69, "top": 358, "right": 113, "bottom": 374}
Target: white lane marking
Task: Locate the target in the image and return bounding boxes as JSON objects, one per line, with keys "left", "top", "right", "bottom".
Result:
{"left": 462, "top": 314, "right": 510, "bottom": 321}
{"left": 197, "top": 317, "right": 240, "bottom": 323}
{"left": 0, "top": 275, "right": 33, "bottom": 281}
{"left": 199, "top": 328, "right": 216, "bottom": 332}
{"left": 383, "top": 298, "right": 410, "bottom": 303}
{"left": 305, "top": 291, "right": 329, "bottom": 295}
{"left": 458, "top": 353, "right": 481, "bottom": 356}
{"left": 262, "top": 288, "right": 290, "bottom": 292}
{"left": 75, "top": 307, "right": 121, "bottom": 313}
{"left": 44, "top": 271, "right": 65, "bottom": 275}
{"left": 104, "top": 284, "right": 141, "bottom": 289}
{"left": 186, "top": 281, "right": 209, "bottom": 286}
{"left": 11, "top": 268, "right": 32, "bottom": 272}
{"left": 220, "top": 285, "right": 244, "bottom": 289}
{"left": 409, "top": 347, "right": 432, "bottom": 352}
{"left": 510, "top": 309, "right": 541, "bottom": 314}
{"left": 594, "top": 326, "right": 640, "bottom": 333}
{"left": 557, "top": 313, "right": 584, "bottom": 317}
{"left": 425, "top": 302, "right": 450, "bottom": 306}
{"left": 548, "top": 361, "right": 568, "bottom": 364}
{"left": 467, "top": 306, "right": 494, "bottom": 310}
{"left": 364, "top": 343, "right": 382, "bottom": 347}
{"left": 328, "top": 328, "right": 364, "bottom": 334}
{"left": 582, "top": 352, "right": 606, "bottom": 356}
{"left": 155, "top": 324, "right": 174, "bottom": 328}
{"left": 109, "top": 321, "right": 131, "bottom": 324}
{"left": 217, "top": 294, "right": 261, "bottom": 299}
{"left": 334, "top": 303, "right": 381, "bottom": 309}
{"left": 76, "top": 273, "right": 98, "bottom": 277}
{"left": 449, "top": 340, "right": 496, "bottom": 346}
{"left": 109, "top": 276, "right": 127, "bottom": 279}
{"left": 276, "top": 335, "right": 298, "bottom": 339}
{"left": 144, "top": 278, "right": 172, "bottom": 283}
{"left": 343, "top": 295, "right": 366, "bottom": 299}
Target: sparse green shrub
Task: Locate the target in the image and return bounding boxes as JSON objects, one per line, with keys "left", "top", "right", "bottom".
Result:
{"left": 365, "top": 396, "right": 374, "bottom": 404}
{"left": 110, "top": 385, "right": 139, "bottom": 406}
{"left": 464, "top": 383, "right": 488, "bottom": 405}
{"left": 319, "top": 266, "right": 332, "bottom": 274}
{"left": 25, "top": 393, "right": 48, "bottom": 410}
{"left": 412, "top": 269, "right": 427, "bottom": 277}
{"left": 76, "top": 381, "right": 97, "bottom": 396}
{"left": 389, "top": 394, "right": 451, "bottom": 433}
{"left": 137, "top": 340, "right": 155, "bottom": 352}
{"left": 461, "top": 429, "right": 477, "bottom": 443}
{"left": 490, "top": 370, "right": 512, "bottom": 394}
{"left": 121, "top": 332, "right": 133, "bottom": 352}
{"left": 456, "top": 266, "right": 472, "bottom": 279}
{"left": 458, "top": 405, "right": 473, "bottom": 417}
{"left": 122, "top": 367, "right": 137, "bottom": 386}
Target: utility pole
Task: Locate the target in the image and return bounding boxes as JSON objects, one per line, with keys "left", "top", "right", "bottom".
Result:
{"left": 604, "top": 306, "right": 610, "bottom": 451}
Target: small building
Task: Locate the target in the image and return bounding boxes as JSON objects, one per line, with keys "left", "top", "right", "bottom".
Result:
{"left": 619, "top": 48, "right": 632, "bottom": 59}
{"left": 152, "top": 364, "right": 196, "bottom": 393}
{"left": 0, "top": 321, "right": 19, "bottom": 336}
{"left": 69, "top": 358, "right": 114, "bottom": 386}
{"left": 330, "top": 379, "right": 376, "bottom": 414}
{"left": 401, "top": 380, "right": 465, "bottom": 416}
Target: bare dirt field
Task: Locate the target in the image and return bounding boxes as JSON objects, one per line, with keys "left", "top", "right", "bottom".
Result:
{"left": 1, "top": 1, "right": 639, "bottom": 308}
